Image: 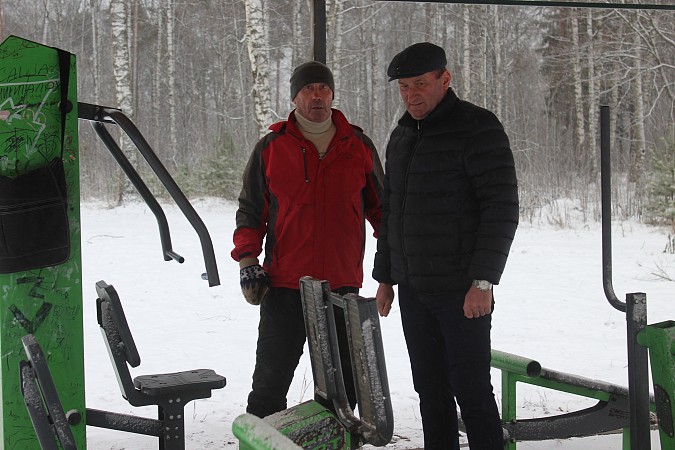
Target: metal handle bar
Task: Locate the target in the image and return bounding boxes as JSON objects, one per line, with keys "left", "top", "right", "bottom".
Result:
{"left": 78, "top": 102, "right": 220, "bottom": 287}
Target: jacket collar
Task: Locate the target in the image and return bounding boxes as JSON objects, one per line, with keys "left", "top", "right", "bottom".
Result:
{"left": 398, "top": 87, "right": 459, "bottom": 130}
{"left": 269, "top": 108, "right": 356, "bottom": 141}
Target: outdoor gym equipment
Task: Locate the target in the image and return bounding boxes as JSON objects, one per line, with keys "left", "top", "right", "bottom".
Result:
{"left": 490, "top": 349, "right": 654, "bottom": 449}
{"left": 600, "top": 105, "right": 674, "bottom": 450}
{"left": 0, "top": 36, "right": 85, "bottom": 449}
{"left": 232, "top": 276, "right": 394, "bottom": 449}
{"left": 88, "top": 280, "right": 226, "bottom": 448}
{"left": 481, "top": 106, "right": 674, "bottom": 450}
{"left": 1, "top": 35, "right": 222, "bottom": 449}
{"left": 20, "top": 334, "right": 78, "bottom": 450}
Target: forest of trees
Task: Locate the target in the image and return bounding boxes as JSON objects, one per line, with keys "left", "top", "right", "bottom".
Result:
{"left": 1, "top": 0, "right": 673, "bottom": 227}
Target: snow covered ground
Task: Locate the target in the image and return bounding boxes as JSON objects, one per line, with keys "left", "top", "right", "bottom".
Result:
{"left": 79, "top": 199, "right": 672, "bottom": 449}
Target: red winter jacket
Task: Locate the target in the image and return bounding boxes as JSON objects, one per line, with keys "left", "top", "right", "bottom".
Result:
{"left": 231, "top": 109, "right": 383, "bottom": 290}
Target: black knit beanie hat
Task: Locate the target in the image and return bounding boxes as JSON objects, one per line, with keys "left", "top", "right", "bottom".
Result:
{"left": 290, "top": 61, "right": 335, "bottom": 100}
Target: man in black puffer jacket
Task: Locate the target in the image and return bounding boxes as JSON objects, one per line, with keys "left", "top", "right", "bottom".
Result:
{"left": 373, "top": 42, "right": 519, "bottom": 450}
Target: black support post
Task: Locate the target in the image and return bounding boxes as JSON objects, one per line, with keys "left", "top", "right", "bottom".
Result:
{"left": 626, "top": 293, "right": 652, "bottom": 450}
{"left": 311, "top": 0, "right": 327, "bottom": 63}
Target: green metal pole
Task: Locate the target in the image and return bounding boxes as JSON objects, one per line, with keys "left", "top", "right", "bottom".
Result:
{"left": 638, "top": 320, "right": 675, "bottom": 450}
{"left": 0, "top": 36, "right": 85, "bottom": 449}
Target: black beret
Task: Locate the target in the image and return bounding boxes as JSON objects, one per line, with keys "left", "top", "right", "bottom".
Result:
{"left": 387, "top": 42, "right": 447, "bottom": 81}
{"left": 290, "top": 61, "right": 335, "bottom": 100}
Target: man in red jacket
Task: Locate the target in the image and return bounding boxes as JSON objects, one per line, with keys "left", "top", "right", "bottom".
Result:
{"left": 231, "top": 61, "right": 383, "bottom": 418}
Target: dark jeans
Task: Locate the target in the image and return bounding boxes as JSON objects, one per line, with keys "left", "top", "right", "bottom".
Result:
{"left": 398, "top": 284, "right": 503, "bottom": 450}
{"left": 246, "top": 286, "right": 357, "bottom": 418}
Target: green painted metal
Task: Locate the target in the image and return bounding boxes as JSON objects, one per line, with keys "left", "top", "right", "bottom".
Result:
{"left": 234, "top": 400, "right": 353, "bottom": 450}
{"left": 232, "top": 413, "right": 302, "bottom": 450}
{"left": 269, "top": 400, "right": 352, "bottom": 449}
{"left": 638, "top": 320, "right": 675, "bottom": 450}
{"left": 492, "top": 349, "right": 542, "bottom": 378}
{"left": 0, "top": 36, "right": 84, "bottom": 449}
{"left": 493, "top": 349, "right": 657, "bottom": 450}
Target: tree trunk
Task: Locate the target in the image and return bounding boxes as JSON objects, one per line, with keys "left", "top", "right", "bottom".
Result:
{"left": 493, "top": 6, "right": 502, "bottom": 119}
{"left": 167, "top": 0, "right": 178, "bottom": 165}
{"left": 90, "top": 0, "right": 100, "bottom": 102}
{"left": 479, "top": 7, "right": 487, "bottom": 108}
{"left": 41, "top": 0, "right": 50, "bottom": 43}
{"left": 0, "top": 0, "right": 4, "bottom": 40}
{"left": 292, "top": 0, "right": 305, "bottom": 67}
{"left": 327, "top": 0, "right": 344, "bottom": 109}
{"left": 131, "top": 0, "right": 139, "bottom": 117}
{"left": 111, "top": 0, "right": 135, "bottom": 203}
{"left": 462, "top": 5, "right": 471, "bottom": 98}
{"left": 244, "top": 0, "right": 274, "bottom": 138}
{"left": 631, "top": 29, "right": 646, "bottom": 183}
{"left": 153, "top": 2, "right": 164, "bottom": 146}
{"left": 571, "top": 11, "right": 585, "bottom": 173}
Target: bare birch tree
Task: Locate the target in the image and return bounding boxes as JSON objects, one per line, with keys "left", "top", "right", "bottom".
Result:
{"left": 631, "top": 29, "right": 646, "bottom": 181}
{"left": 292, "top": 0, "right": 306, "bottom": 68}
{"left": 326, "top": 0, "right": 345, "bottom": 109}
{"left": 90, "top": 0, "right": 101, "bottom": 102}
{"left": 3, "top": 0, "right": 672, "bottom": 218}
{"left": 461, "top": 6, "right": 471, "bottom": 98}
{"left": 479, "top": 7, "right": 488, "bottom": 108}
{"left": 571, "top": 10, "right": 586, "bottom": 173}
{"left": 166, "top": 0, "right": 178, "bottom": 163}
{"left": 492, "top": 5, "right": 503, "bottom": 118}
{"left": 110, "top": 0, "right": 135, "bottom": 203}
{"left": 244, "top": 0, "right": 274, "bottom": 138}
{"left": 153, "top": 2, "right": 164, "bottom": 146}
{"left": 586, "top": 10, "right": 597, "bottom": 176}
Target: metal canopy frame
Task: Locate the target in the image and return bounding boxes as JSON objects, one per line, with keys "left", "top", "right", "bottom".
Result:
{"left": 311, "top": 0, "right": 674, "bottom": 61}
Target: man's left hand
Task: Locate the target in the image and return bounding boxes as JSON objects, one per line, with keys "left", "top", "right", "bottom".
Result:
{"left": 463, "top": 286, "right": 493, "bottom": 319}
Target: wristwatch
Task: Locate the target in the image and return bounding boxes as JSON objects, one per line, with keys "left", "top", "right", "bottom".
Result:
{"left": 472, "top": 279, "right": 493, "bottom": 292}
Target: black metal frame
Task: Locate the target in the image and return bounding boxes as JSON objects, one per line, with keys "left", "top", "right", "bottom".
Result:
{"left": 311, "top": 0, "right": 673, "bottom": 60}
{"left": 374, "top": 0, "right": 673, "bottom": 10}
{"left": 78, "top": 102, "right": 220, "bottom": 287}
{"left": 299, "top": 276, "right": 394, "bottom": 447}
{"left": 88, "top": 280, "right": 226, "bottom": 450}
{"left": 600, "top": 106, "right": 653, "bottom": 450}
{"left": 19, "top": 334, "right": 78, "bottom": 450}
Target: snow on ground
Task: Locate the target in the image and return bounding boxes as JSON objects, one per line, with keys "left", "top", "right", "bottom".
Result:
{"left": 80, "top": 199, "right": 672, "bottom": 449}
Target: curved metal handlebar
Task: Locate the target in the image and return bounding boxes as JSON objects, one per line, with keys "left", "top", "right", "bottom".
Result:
{"left": 600, "top": 105, "right": 625, "bottom": 312}
{"left": 79, "top": 102, "right": 219, "bottom": 287}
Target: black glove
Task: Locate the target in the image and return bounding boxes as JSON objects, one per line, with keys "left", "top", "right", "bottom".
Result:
{"left": 239, "top": 264, "right": 270, "bottom": 305}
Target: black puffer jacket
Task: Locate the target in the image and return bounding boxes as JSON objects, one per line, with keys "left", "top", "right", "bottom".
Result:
{"left": 373, "top": 88, "right": 519, "bottom": 295}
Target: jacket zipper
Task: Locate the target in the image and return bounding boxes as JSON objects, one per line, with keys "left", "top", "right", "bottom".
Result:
{"left": 302, "top": 138, "right": 338, "bottom": 183}
{"left": 401, "top": 122, "right": 423, "bottom": 260}
{"left": 301, "top": 147, "right": 309, "bottom": 183}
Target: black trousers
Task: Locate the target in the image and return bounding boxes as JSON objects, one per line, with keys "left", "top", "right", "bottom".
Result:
{"left": 398, "top": 284, "right": 503, "bottom": 450}
{"left": 246, "top": 286, "right": 357, "bottom": 418}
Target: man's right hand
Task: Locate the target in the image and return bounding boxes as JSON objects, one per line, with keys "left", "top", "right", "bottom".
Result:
{"left": 239, "top": 263, "right": 270, "bottom": 305}
{"left": 376, "top": 283, "right": 395, "bottom": 317}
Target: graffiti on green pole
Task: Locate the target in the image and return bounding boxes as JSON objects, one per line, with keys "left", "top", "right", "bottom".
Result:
{"left": 0, "top": 35, "right": 85, "bottom": 449}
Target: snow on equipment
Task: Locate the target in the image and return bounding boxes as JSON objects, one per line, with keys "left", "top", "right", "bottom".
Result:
{"left": 599, "top": 105, "right": 674, "bottom": 450}
{"left": 481, "top": 105, "right": 674, "bottom": 450}
{"left": 2, "top": 34, "right": 222, "bottom": 449}
{"left": 20, "top": 334, "right": 78, "bottom": 450}
{"left": 232, "top": 276, "right": 394, "bottom": 449}
{"left": 88, "top": 280, "right": 226, "bottom": 449}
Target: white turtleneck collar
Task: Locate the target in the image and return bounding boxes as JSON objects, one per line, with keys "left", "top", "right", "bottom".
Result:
{"left": 294, "top": 110, "right": 337, "bottom": 158}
